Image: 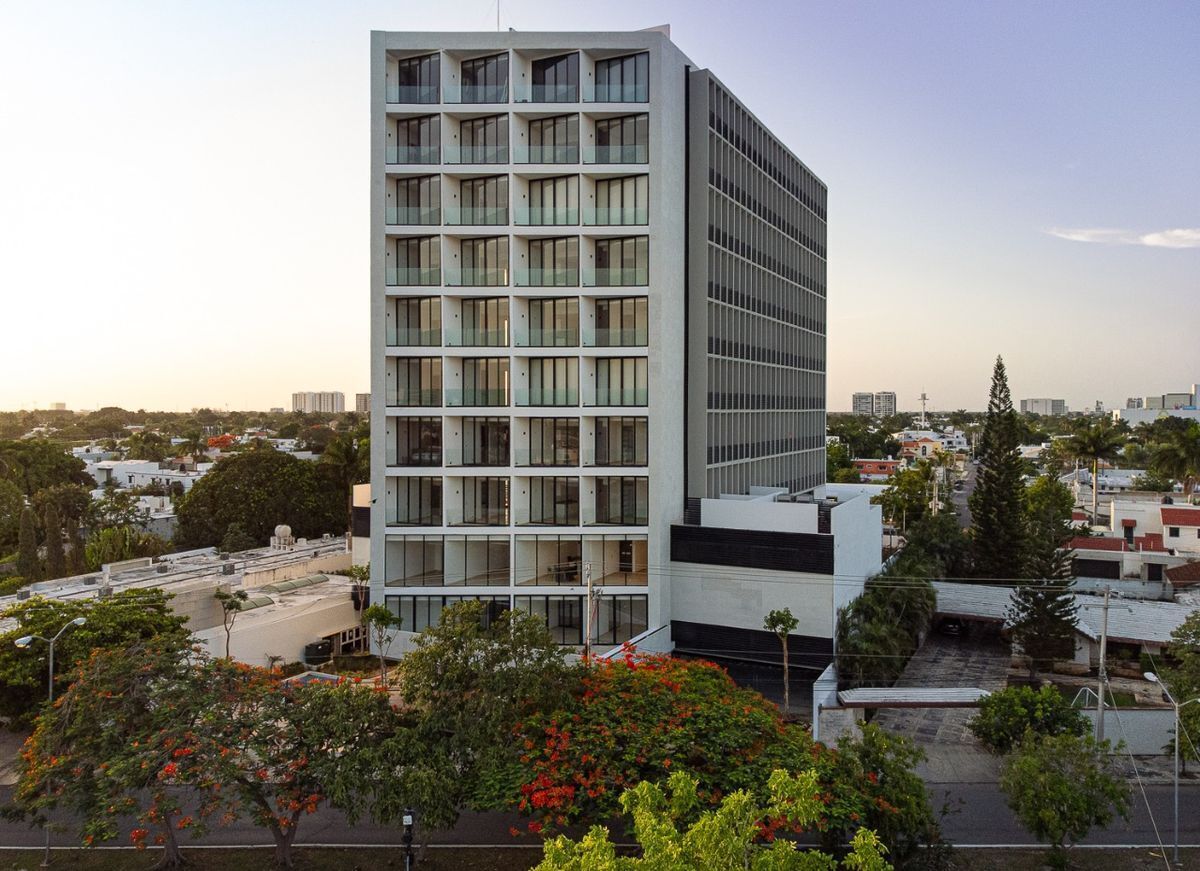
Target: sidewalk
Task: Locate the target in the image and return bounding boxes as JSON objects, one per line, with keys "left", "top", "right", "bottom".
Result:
{"left": 0, "top": 729, "right": 27, "bottom": 786}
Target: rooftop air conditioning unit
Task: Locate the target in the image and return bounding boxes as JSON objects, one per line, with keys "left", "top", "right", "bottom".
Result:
{"left": 84, "top": 577, "right": 98, "bottom": 586}
{"left": 98, "top": 586, "right": 112, "bottom": 599}
{"left": 219, "top": 551, "right": 231, "bottom": 560}
{"left": 16, "top": 590, "right": 31, "bottom": 601}
{"left": 222, "top": 563, "right": 235, "bottom": 576}
{"left": 156, "top": 563, "right": 169, "bottom": 574}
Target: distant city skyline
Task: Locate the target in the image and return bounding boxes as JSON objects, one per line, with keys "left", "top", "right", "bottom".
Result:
{"left": 1, "top": 0, "right": 1197, "bottom": 412}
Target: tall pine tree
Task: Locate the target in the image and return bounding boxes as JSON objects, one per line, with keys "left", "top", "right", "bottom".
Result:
{"left": 43, "top": 503, "right": 66, "bottom": 580}
{"left": 16, "top": 505, "right": 42, "bottom": 582}
{"left": 64, "top": 514, "right": 86, "bottom": 576}
{"left": 969, "top": 356, "right": 1028, "bottom": 580}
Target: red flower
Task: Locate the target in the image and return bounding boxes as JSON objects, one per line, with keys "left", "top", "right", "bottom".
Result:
{"left": 527, "top": 821, "right": 543, "bottom": 834}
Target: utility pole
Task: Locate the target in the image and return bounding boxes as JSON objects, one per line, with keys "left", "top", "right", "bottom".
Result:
{"left": 1096, "top": 585, "right": 1111, "bottom": 743}
{"left": 582, "top": 562, "right": 593, "bottom": 660}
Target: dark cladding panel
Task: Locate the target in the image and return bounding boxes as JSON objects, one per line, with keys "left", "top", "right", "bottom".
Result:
{"left": 670, "top": 524, "right": 834, "bottom": 574}
{"left": 671, "top": 619, "right": 833, "bottom": 671}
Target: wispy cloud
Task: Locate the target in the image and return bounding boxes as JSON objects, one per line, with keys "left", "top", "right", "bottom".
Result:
{"left": 1045, "top": 227, "right": 1200, "bottom": 248}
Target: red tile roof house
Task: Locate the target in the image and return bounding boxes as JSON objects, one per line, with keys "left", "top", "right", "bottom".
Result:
{"left": 851, "top": 458, "right": 901, "bottom": 482}
{"left": 1068, "top": 533, "right": 1182, "bottom": 587}
{"left": 1161, "top": 505, "right": 1200, "bottom": 555}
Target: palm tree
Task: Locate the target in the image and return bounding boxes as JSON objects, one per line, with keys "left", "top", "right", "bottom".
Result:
{"left": 1067, "top": 422, "right": 1127, "bottom": 525}
{"left": 320, "top": 432, "right": 370, "bottom": 537}
{"left": 1152, "top": 421, "right": 1200, "bottom": 500}
{"left": 181, "top": 431, "right": 208, "bottom": 465}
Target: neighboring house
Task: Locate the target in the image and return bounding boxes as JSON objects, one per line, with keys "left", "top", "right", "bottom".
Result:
{"left": 852, "top": 458, "right": 901, "bottom": 482}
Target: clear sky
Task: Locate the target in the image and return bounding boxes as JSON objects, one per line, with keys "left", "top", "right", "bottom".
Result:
{"left": 1, "top": 1, "right": 1196, "bottom": 413}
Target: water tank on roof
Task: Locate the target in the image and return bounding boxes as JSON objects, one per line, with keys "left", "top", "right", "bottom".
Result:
{"left": 275, "top": 524, "right": 292, "bottom": 539}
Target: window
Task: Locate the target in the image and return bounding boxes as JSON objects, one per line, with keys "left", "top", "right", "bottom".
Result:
{"left": 457, "top": 176, "right": 508, "bottom": 225}
{"left": 525, "top": 176, "right": 578, "bottom": 225}
{"left": 456, "top": 115, "right": 508, "bottom": 163}
{"left": 1169, "top": 527, "right": 1180, "bottom": 538}
{"left": 1147, "top": 563, "right": 1164, "bottom": 582}
{"left": 389, "top": 176, "right": 440, "bottom": 225}
{"left": 393, "top": 53, "right": 439, "bottom": 103}
{"left": 387, "top": 297, "right": 441, "bottom": 346}
{"left": 457, "top": 237, "right": 509, "bottom": 286}
{"left": 386, "top": 595, "right": 510, "bottom": 632}
{"left": 594, "top": 417, "right": 648, "bottom": 465}
{"left": 593, "top": 114, "right": 649, "bottom": 163}
{"left": 461, "top": 417, "right": 509, "bottom": 466}
{"left": 593, "top": 53, "right": 649, "bottom": 102}
{"left": 530, "top": 53, "right": 579, "bottom": 102}
{"left": 390, "top": 116, "right": 439, "bottom": 164}
{"left": 528, "top": 357, "right": 579, "bottom": 406}
{"left": 462, "top": 476, "right": 509, "bottom": 525}
{"left": 527, "top": 298, "right": 579, "bottom": 346}
{"left": 594, "top": 358, "right": 648, "bottom": 406}
{"left": 392, "top": 417, "right": 441, "bottom": 466}
{"left": 593, "top": 237, "right": 648, "bottom": 285}
{"left": 593, "top": 595, "right": 648, "bottom": 644}
{"left": 446, "top": 535, "right": 510, "bottom": 585}
{"left": 384, "top": 536, "right": 444, "bottom": 586}
{"left": 594, "top": 297, "right": 647, "bottom": 346}
{"left": 457, "top": 297, "right": 509, "bottom": 346}
{"left": 459, "top": 52, "right": 508, "bottom": 102}
{"left": 525, "top": 115, "right": 579, "bottom": 163}
{"left": 459, "top": 357, "right": 509, "bottom": 406}
{"left": 594, "top": 477, "right": 649, "bottom": 525}
{"left": 525, "top": 237, "right": 579, "bottom": 286}
{"left": 592, "top": 176, "right": 648, "bottom": 225}
{"left": 515, "top": 535, "right": 582, "bottom": 585}
{"left": 388, "top": 236, "right": 439, "bottom": 285}
{"left": 528, "top": 418, "right": 579, "bottom": 466}
{"left": 514, "top": 596, "right": 584, "bottom": 644}
{"left": 389, "top": 357, "right": 442, "bottom": 407}
{"left": 391, "top": 477, "right": 442, "bottom": 526}
{"left": 529, "top": 477, "right": 580, "bottom": 525}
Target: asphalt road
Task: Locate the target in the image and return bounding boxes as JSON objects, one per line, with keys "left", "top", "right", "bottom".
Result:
{"left": 951, "top": 461, "right": 977, "bottom": 529}
{"left": 3, "top": 782, "right": 1200, "bottom": 850}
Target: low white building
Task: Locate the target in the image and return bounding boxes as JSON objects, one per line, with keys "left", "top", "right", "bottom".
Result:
{"left": 86, "top": 459, "right": 211, "bottom": 493}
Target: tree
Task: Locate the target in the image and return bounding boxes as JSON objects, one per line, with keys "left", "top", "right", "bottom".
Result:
{"left": 0, "top": 477, "right": 23, "bottom": 551}
{"left": 42, "top": 502, "right": 66, "bottom": 580}
{"left": 320, "top": 430, "right": 370, "bottom": 537}
{"left": 64, "top": 514, "right": 86, "bottom": 575}
{"left": 969, "top": 356, "right": 1028, "bottom": 581}
{"left": 30, "top": 482, "right": 93, "bottom": 528}
{"left": 0, "top": 439, "right": 94, "bottom": 496}
{"left": 969, "top": 686, "right": 1089, "bottom": 754}
{"left": 88, "top": 487, "right": 149, "bottom": 532}
{"left": 534, "top": 769, "right": 892, "bottom": 871}
{"left": 181, "top": 431, "right": 208, "bottom": 463}
{"left": 16, "top": 505, "right": 40, "bottom": 582}
{"left": 999, "top": 733, "right": 1130, "bottom": 869}
{"left": 1151, "top": 420, "right": 1200, "bottom": 498}
{"left": 214, "top": 588, "right": 250, "bottom": 658}
{"left": 1007, "top": 580, "right": 1078, "bottom": 679}
{"left": 220, "top": 522, "right": 259, "bottom": 553}
{"left": 1067, "top": 421, "right": 1127, "bottom": 525}
{"left": 123, "top": 430, "right": 170, "bottom": 461}
{"left": 1163, "top": 611, "right": 1200, "bottom": 766}
{"left": 0, "top": 590, "right": 188, "bottom": 722}
{"left": 872, "top": 466, "right": 931, "bottom": 533}
{"left": 175, "top": 449, "right": 343, "bottom": 549}
{"left": 763, "top": 608, "right": 799, "bottom": 716}
{"left": 836, "top": 573, "right": 935, "bottom": 690}
{"left": 362, "top": 603, "right": 401, "bottom": 689}
{"left": 84, "top": 525, "right": 170, "bottom": 571}
{"left": 826, "top": 441, "right": 855, "bottom": 480}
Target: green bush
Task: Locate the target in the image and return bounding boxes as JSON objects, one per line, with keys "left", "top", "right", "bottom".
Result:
{"left": 969, "top": 685, "right": 1088, "bottom": 753}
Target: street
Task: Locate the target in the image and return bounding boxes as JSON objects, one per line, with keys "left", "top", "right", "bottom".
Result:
{"left": 951, "top": 460, "right": 977, "bottom": 530}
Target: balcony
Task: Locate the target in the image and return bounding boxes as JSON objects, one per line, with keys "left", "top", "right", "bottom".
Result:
{"left": 512, "top": 144, "right": 579, "bottom": 165}
{"left": 388, "top": 511, "right": 443, "bottom": 527}
{"left": 589, "top": 387, "right": 648, "bottom": 407}
{"left": 444, "top": 388, "right": 509, "bottom": 408}
{"left": 582, "top": 207, "right": 648, "bottom": 227}
{"left": 443, "top": 144, "right": 510, "bottom": 165}
{"left": 386, "top": 388, "right": 443, "bottom": 408}
{"left": 385, "top": 84, "right": 439, "bottom": 104}
{"left": 387, "top": 447, "right": 443, "bottom": 467}
{"left": 513, "top": 83, "right": 579, "bottom": 103}
{"left": 386, "top": 266, "right": 441, "bottom": 287}
{"left": 584, "top": 267, "right": 648, "bottom": 287}
{"left": 514, "top": 267, "right": 579, "bottom": 288}
{"left": 515, "top": 327, "right": 579, "bottom": 348}
{"left": 442, "top": 84, "right": 508, "bottom": 104}
{"left": 514, "top": 448, "right": 579, "bottom": 467}
{"left": 444, "top": 267, "right": 509, "bottom": 287}
{"left": 583, "top": 144, "right": 649, "bottom": 165}
{"left": 454, "top": 507, "right": 510, "bottom": 527}
{"left": 514, "top": 206, "right": 578, "bottom": 227}
{"left": 525, "top": 507, "right": 581, "bottom": 527}
{"left": 584, "top": 327, "right": 647, "bottom": 347}
{"left": 386, "top": 206, "right": 441, "bottom": 226}
{"left": 386, "top": 327, "right": 442, "bottom": 347}
{"left": 442, "top": 447, "right": 510, "bottom": 467}
{"left": 386, "top": 145, "right": 439, "bottom": 165}
{"left": 583, "top": 83, "right": 649, "bottom": 103}
{"left": 583, "top": 448, "right": 648, "bottom": 467}
{"left": 515, "top": 387, "right": 579, "bottom": 407}
{"left": 443, "top": 206, "right": 508, "bottom": 226}
{"left": 444, "top": 327, "right": 509, "bottom": 347}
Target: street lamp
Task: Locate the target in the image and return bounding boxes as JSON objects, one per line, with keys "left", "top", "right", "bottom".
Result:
{"left": 15, "top": 616, "right": 87, "bottom": 868}
{"left": 401, "top": 809, "right": 416, "bottom": 870}
{"left": 1145, "top": 671, "right": 1200, "bottom": 869}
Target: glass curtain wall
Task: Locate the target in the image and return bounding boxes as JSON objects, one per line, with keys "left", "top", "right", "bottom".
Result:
{"left": 526, "top": 115, "right": 579, "bottom": 163}
{"left": 526, "top": 237, "right": 578, "bottom": 286}
{"left": 461, "top": 417, "right": 510, "bottom": 466}
{"left": 459, "top": 52, "right": 508, "bottom": 102}
{"left": 593, "top": 297, "right": 647, "bottom": 346}
{"left": 528, "top": 418, "right": 579, "bottom": 465}
{"left": 593, "top": 53, "right": 649, "bottom": 102}
{"left": 526, "top": 176, "right": 578, "bottom": 226}
{"left": 393, "top": 53, "right": 439, "bottom": 103}
{"left": 594, "top": 358, "right": 647, "bottom": 406}
{"left": 527, "top": 298, "right": 579, "bottom": 346}
{"left": 592, "top": 176, "right": 648, "bottom": 225}
{"left": 392, "top": 417, "right": 442, "bottom": 466}
{"left": 528, "top": 357, "right": 578, "bottom": 406}
{"left": 389, "top": 358, "right": 442, "bottom": 407}
{"left": 458, "top": 176, "right": 508, "bottom": 225}
{"left": 593, "top": 115, "right": 649, "bottom": 163}
{"left": 391, "top": 116, "right": 439, "bottom": 164}
{"left": 593, "top": 417, "right": 648, "bottom": 465}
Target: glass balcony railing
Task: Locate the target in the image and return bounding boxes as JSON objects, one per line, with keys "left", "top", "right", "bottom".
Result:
{"left": 386, "top": 266, "right": 441, "bottom": 286}
{"left": 589, "top": 387, "right": 649, "bottom": 406}
{"left": 582, "top": 207, "right": 649, "bottom": 226}
{"left": 443, "top": 144, "right": 510, "bottom": 165}
{"left": 442, "top": 83, "right": 508, "bottom": 104}
{"left": 583, "top": 449, "right": 648, "bottom": 467}
{"left": 584, "top": 267, "right": 649, "bottom": 287}
{"left": 444, "top": 267, "right": 509, "bottom": 287}
{"left": 386, "top": 327, "right": 442, "bottom": 347}
{"left": 583, "top": 144, "right": 649, "bottom": 164}
{"left": 442, "top": 448, "right": 510, "bottom": 467}
{"left": 525, "top": 509, "right": 581, "bottom": 526}
{"left": 514, "top": 267, "right": 579, "bottom": 287}
{"left": 514, "top": 448, "right": 579, "bottom": 467}
{"left": 454, "top": 508, "right": 510, "bottom": 526}
{"left": 584, "top": 326, "right": 648, "bottom": 347}
{"left": 388, "top": 511, "right": 443, "bottom": 527}
{"left": 515, "top": 387, "right": 579, "bottom": 407}
{"left": 386, "top": 206, "right": 440, "bottom": 226}
{"left": 386, "top": 145, "right": 439, "bottom": 165}
{"left": 444, "top": 327, "right": 509, "bottom": 347}
{"left": 443, "top": 388, "right": 510, "bottom": 407}
{"left": 515, "top": 328, "right": 579, "bottom": 347}
{"left": 512, "top": 144, "right": 579, "bottom": 164}
{"left": 443, "top": 206, "right": 508, "bottom": 226}
{"left": 513, "top": 83, "right": 579, "bottom": 103}
{"left": 592, "top": 507, "right": 648, "bottom": 526}
{"left": 583, "top": 83, "right": 650, "bottom": 103}
{"left": 385, "top": 84, "right": 439, "bottom": 104}
{"left": 385, "top": 389, "right": 443, "bottom": 407}
{"left": 387, "top": 448, "right": 443, "bottom": 467}
{"left": 514, "top": 206, "right": 578, "bottom": 227}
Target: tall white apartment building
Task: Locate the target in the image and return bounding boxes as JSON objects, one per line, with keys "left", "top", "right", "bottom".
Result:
{"left": 292, "top": 392, "right": 346, "bottom": 413}
{"left": 851, "top": 392, "right": 874, "bottom": 415}
{"left": 1019, "top": 398, "right": 1067, "bottom": 416}
{"left": 872, "top": 391, "right": 896, "bottom": 417}
{"left": 370, "top": 28, "right": 828, "bottom": 646}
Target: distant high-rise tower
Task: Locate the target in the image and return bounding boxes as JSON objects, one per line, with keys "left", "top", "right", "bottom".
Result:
{"left": 872, "top": 392, "right": 896, "bottom": 417}
{"left": 851, "top": 392, "right": 874, "bottom": 415}
{"left": 292, "top": 392, "right": 346, "bottom": 414}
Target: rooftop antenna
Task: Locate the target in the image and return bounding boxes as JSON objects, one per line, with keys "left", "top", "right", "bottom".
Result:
{"left": 919, "top": 392, "right": 929, "bottom": 429}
